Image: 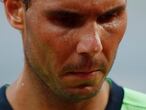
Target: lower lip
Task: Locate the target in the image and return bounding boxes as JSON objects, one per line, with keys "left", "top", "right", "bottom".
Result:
{"left": 65, "top": 71, "right": 99, "bottom": 79}
{"left": 66, "top": 85, "right": 97, "bottom": 95}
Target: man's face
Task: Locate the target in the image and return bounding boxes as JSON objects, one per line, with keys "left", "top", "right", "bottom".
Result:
{"left": 23, "top": 0, "right": 127, "bottom": 101}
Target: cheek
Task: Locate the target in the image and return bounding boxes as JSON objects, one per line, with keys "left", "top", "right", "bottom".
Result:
{"left": 26, "top": 22, "right": 76, "bottom": 72}
{"left": 102, "top": 12, "right": 127, "bottom": 41}
{"left": 44, "top": 33, "right": 76, "bottom": 71}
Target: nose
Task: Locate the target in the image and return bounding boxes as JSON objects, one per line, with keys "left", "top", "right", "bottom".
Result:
{"left": 76, "top": 24, "right": 103, "bottom": 56}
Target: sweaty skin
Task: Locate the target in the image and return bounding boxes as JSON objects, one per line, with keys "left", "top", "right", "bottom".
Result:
{"left": 4, "top": 0, "right": 127, "bottom": 109}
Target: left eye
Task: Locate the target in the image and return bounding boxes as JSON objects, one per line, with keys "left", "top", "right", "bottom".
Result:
{"left": 97, "top": 10, "right": 121, "bottom": 24}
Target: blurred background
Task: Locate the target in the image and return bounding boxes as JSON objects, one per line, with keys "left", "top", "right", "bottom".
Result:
{"left": 0, "top": 0, "right": 146, "bottom": 93}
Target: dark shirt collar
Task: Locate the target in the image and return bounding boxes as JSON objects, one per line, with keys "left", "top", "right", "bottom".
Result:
{"left": 0, "top": 79, "right": 124, "bottom": 110}
{"left": 0, "top": 85, "right": 13, "bottom": 110}
{"left": 105, "top": 79, "right": 124, "bottom": 110}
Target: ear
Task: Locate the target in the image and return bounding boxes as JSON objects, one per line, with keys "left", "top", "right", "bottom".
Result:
{"left": 3, "top": 0, "right": 25, "bottom": 30}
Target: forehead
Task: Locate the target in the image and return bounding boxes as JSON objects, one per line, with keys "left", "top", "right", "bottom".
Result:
{"left": 33, "top": 0, "right": 126, "bottom": 12}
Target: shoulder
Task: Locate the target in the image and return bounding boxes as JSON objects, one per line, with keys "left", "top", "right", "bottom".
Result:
{"left": 121, "top": 88, "right": 146, "bottom": 110}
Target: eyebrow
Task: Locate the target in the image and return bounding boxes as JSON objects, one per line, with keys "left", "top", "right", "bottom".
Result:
{"left": 100, "top": 4, "right": 126, "bottom": 15}
{"left": 44, "top": 2, "right": 126, "bottom": 17}
{"left": 46, "top": 10, "right": 83, "bottom": 18}
{"left": 101, "top": 4, "right": 126, "bottom": 14}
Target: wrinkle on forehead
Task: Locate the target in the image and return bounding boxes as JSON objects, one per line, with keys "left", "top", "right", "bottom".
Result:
{"left": 40, "top": 0, "right": 126, "bottom": 14}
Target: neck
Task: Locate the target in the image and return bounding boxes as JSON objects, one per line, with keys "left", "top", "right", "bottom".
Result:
{"left": 6, "top": 64, "right": 110, "bottom": 110}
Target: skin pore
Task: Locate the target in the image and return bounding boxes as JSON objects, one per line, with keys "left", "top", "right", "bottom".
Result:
{"left": 3, "top": 0, "right": 127, "bottom": 110}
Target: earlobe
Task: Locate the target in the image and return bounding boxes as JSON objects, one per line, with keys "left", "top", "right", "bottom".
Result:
{"left": 4, "top": 0, "right": 24, "bottom": 30}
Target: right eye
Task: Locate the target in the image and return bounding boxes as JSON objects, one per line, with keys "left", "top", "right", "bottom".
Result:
{"left": 48, "top": 11, "right": 85, "bottom": 28}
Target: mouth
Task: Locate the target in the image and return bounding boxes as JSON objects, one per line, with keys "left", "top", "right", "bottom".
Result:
{"left": 60, "top": 70, "right": 104, "bottom": 95}
{"left": 60, "top": 70, "right": 103, "bottom": 85}
{"left": 63, "top": 73, "right": 103, "bottom": 96}
{"left": 61, "top": 62, "right": 106, "bottom": 78}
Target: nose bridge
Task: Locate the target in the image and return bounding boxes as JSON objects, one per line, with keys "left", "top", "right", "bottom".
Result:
{"left": 76, "top": 22, "right": 103, "bottom": 55}
{"left": 82, "top": 21, "right": 102, "bottom": 41}
{"left": 83, "top": 21, "right": 98, "bottom": 37}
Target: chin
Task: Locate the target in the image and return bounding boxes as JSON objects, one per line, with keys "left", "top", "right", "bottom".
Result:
{"left": 60, "top": 84, "right": 102, "bottom": 102}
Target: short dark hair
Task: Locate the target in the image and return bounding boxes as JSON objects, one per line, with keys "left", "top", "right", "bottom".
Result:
{"left": 22, "top": 0, "right": 30, "bottom": 10}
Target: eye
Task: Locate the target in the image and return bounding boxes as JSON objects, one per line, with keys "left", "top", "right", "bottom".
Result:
{"left": 97, "top": 8, "right": 123, "bottom": 24}
{"left": 48, "top": 11, "right": 85, "bottom": 28}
